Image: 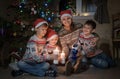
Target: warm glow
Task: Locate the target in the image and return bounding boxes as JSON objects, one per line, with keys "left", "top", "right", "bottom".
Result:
{"left": 61, "top": 51, "right": 65, "bottom": 59}
{"left": 82, "top": 13, "right": 90, "bottom": 16}
{"left": 60, "top": 51, "right": 65, "bottom": 64}
{"left": 53, "top": 47, "right": 59, "bottom": 64}
{"left": 53, "top": 47, "right": 59, "bottom": 55}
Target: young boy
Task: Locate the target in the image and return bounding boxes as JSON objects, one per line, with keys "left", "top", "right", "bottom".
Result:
{"left": 12, "top": 18, "right": 50, "bottom": 77}
{"left": 78, "top": 20, "right": 115, "bottom": 69}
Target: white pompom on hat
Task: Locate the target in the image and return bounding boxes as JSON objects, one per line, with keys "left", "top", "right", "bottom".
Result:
{"left": 46, "top": 28, "right": 58, "bottom": 41}
{"left": 60, "top": 10, "right": 72, "bottom": 19}
{"left": 33, "top": 18, "right": 48, "bottom": 28}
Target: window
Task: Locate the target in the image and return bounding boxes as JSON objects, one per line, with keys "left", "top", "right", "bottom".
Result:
{"left": 74, "top": 0, "right": 96, "bottom": 16}
{"left": 59, "top": 0, "right": 96, "bottom": 18}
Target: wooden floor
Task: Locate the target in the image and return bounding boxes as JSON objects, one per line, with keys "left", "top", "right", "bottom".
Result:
{"left": 0, "top": 60, "right": 120, "bottom": 79}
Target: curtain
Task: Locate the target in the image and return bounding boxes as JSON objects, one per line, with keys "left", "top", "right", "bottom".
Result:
{"left": 93, "top": 0, "right": 110, "bottom": 24}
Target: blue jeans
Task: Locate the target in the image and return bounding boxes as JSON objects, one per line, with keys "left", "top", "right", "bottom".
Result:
{"left": 17, "top": 60, "right": 50, "bottom": 76}
{"left": 90, "top": 53, "right": 115, "bottom": 69}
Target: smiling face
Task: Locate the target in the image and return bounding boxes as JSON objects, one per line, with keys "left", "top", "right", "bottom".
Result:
{"left": 83, "top": 24, "right": 95, "bottom": 36}
{"left": 49, "top": 36, "right": 58, "bottom": 46}
{"left": 61, "top": 16, "right": 72, "bottom": 30}
{"left": 35, "top": 24, "right": 48, "bottom": 38}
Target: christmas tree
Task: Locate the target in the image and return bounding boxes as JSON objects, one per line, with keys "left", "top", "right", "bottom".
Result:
{"left": 3, "top": 0, "right": 61, "bottom": 52}
{"left": 0, "top": 0, "right": 76, "bottom": 66}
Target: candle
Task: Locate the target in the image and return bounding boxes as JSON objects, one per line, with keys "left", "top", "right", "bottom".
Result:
{"left": 53, "top": 47, "right": 59, "bottom": 64}
{"left": 53, "top": 47, "right": 59, "bottom": 55}
{"left": 61, "top": 51, "right": 65, "bottom": 64}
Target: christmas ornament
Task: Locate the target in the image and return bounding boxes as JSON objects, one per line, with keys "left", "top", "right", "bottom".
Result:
{"left": 31, "top": 7, "right": 37, "bottom": 15}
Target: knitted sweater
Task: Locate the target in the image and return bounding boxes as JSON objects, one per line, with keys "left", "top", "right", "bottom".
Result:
{"left": 58, "top": 22, "right": 83, "bottom": 58}
{"left": 78, "top": 32, "right": 102, "bottom": 57}
{"left": 22, "top": 35, "right": 47, "bottom": 63}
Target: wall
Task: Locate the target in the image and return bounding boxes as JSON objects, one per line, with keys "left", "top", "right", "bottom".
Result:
{"left": 97, "top": 0, "right": 120, "bottom": 56}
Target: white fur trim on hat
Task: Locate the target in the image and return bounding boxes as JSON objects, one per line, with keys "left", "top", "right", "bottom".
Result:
{"left": 60, "top": 14, "right": 72, "bottom": 19}
{"left": 35, "top": 21, "right": 48, "bottom": 28}
{"left": 47, "top": 34, "right": 58, "bottom": 41}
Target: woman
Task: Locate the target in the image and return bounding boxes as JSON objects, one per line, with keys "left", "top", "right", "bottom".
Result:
{"left": 58, "top": 10, "right": 84, "bottom": 75}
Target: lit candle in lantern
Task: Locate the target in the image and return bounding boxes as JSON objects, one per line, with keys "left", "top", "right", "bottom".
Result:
{"left": 53, "top": 47, "right": 59, "bottom": 64}
{"left": 61, "top": 51, "right": 65, "bottom": 64}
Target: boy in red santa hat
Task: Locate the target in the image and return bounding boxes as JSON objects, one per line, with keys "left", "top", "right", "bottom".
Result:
{"left": 11, "top": 18, "right": 51, "bottom": 77}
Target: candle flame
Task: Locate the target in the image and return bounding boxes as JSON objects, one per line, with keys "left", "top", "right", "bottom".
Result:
{"left": 55, "top": 47, "right": 58, "bottom": 50}
{"left": 61, "top": 51, "right": 65, "bottom": 58}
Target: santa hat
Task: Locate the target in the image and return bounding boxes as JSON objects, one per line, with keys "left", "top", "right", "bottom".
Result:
{"left": 33, "top": 18, "right": 48, "bottom": 28}
{"left": 46, "top": 28, "right": 58, "bottom": 41}
{"left": 60, "top": 10, "right": 72, "bottom": 19}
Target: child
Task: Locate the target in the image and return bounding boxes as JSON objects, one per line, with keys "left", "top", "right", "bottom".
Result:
{"left": 12, "top": 18, "right": 50, "bottom": 77}
{"left": 45, "top": 28, "right": 61, "bottom": 61}
{"left": 44, "top": 28, "right": 61, "bottom": 75}
{"left": 78, "top": 20, "right": 115, "bottom": 69}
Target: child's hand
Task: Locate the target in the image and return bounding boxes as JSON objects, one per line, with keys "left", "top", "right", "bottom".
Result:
{"left": 90, "top": 38, "right": 98, "bottom": 46}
